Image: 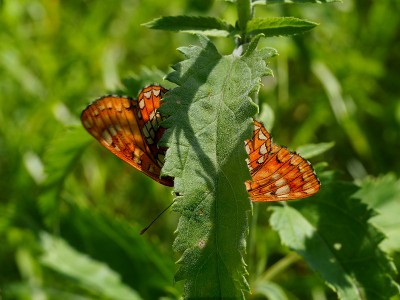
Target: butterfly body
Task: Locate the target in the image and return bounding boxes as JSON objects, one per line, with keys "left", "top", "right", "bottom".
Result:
{"left": 81, "top": 85, "right": 320, "bottom": 201}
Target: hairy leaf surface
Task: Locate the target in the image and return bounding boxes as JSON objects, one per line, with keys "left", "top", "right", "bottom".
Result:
{"left": 158, "top": 35, "right": 276, "bottom": 298}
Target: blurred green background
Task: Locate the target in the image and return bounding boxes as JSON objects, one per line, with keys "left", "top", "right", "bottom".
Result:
{"left": 1, "top": 0, "right": 399, "bottom": 299}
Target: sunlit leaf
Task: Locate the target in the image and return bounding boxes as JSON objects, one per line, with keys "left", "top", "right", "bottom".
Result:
{"left": 143, "top": 16, "right": 235, "bottom": 37}
{"left": 158, "top": 35, "right": 275, "bottom": 298}
{"left": 296, "top": 141, "right": 335, "bottom": 159}
{"left": 247, "top": 17, "right": 318, "bottom": 37}
{"left": 40, "top": 232, "right": 143, "bottom": 300}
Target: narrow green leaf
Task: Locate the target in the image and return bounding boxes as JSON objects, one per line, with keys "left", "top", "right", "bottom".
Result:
{"left": 39, "top": 126, "right": 91, "bottom": 225}
{"left": 270, "top": 173, "right": 400, "bottom": 299}
{"left": 59, "top": 205, "right": 178, "bottom": 298}
{"left": 252, "top": 0, "right": 341, "bottom": 5}
{"left": 40, "top": 232, "right": 143, "bottom": 300}
{"left": 353, "top": 174, "right": 400, "bottom": 252}
{"left": 253, "top": 281, "right": 289, "bottom": 300}
{"left": 143, "top": 16, "right": 235, "bottom": 37}
{"left": 159, "top": 35, "right": 275, "bottom": 298}
{"left": 247, "top": 17, "right": 318, "bottom": 37}
{"left": 296, "top": 141, "right": 335, "bottom": 159}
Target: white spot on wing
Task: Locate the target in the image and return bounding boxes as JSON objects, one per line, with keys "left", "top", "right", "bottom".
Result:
{"left": 139, "top": 99, "right": 144, "bottom": 109}
{"left": 275, "top": 178, "right": 287, "bottom": 187}
{"left": 153, "top": 89, "right": 160, "bottom": 96}
{"left": 257, "top": 156, "right": 264, "bottom": 164}
{"left": 259, "top": 143, "right": 267, "bottom": 155}
{"left": 245, "top": 144, "right": 251, "bottom": 155}
{"left": 275, "top": 185, "right": 290, "bottom": 195}
{"left": 258, "top": 131, "right": 267, "bottom": 140}
{"left": 272, "top": 173, "right": 280, "bottom": 180}
{"left": 144, "top": 91, "right": 152, "bottom": 98}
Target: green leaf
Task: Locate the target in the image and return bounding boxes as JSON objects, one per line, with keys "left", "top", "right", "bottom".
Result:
{"left": 252, "top": 0, "right": 341, "bottom": 5}
{"left": 59, "top": 205, "right": 178, "bottom": 298}
{"left": 40, "top": 232, "right": 143, "bottom": 300}
{"left": 143, "top": 16, "right": 235, "bottom": 37}
{"left": 39, "top": 126, "right": 91, "bottom": 225}
{"left": 269, "top": 173, "right": 400, "bottom": 299}
{"left": 247, "top": 17, "right": 318, "bottom": 37}
{"left": 296, "top": 141, "right": 335, "bottom": 159}
{"left": 353, "top": 174, "right": 400, "bottom": 252}
{"left": 158, "top": 35, "right": 275, "bottom": 298}
{"left": 253, "top": 281, "right": 289, "bottom": 300}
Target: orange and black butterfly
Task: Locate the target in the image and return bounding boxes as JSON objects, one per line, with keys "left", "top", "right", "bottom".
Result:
{"left": 81, "top": 85, "right": 320, "bottom": 201}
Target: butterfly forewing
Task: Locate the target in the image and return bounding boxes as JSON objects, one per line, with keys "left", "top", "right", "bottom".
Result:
{"left": 81, "top": 86, "right": 173, "bottom": 186}
{"left": 245, "top": 120, "right": 320, "bottom": 201}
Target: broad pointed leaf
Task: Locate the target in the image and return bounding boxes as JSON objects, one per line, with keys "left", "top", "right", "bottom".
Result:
{"left": 158, "top": 35, "right": 275, "bottom": 298}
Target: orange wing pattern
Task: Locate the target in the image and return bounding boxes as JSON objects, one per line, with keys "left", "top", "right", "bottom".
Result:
{"left": 81, "top": 85, "right": 173, "bottom": 186}
{"left": 81, "top": 85, "right": 320, "bottom": 201}
{"left": 245, "top": 120, "right": 320, "bottom": 201}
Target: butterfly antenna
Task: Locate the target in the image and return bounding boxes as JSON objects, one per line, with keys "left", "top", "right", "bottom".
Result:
{"left": 140, "top": 199, "right": 176, "bottom": 235}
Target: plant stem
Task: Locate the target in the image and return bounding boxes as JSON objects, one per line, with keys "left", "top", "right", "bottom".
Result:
{"left": 236, "top": 0, "right": 252, "bottom": 42}
{"left": 261, "top": 252, "right": 302, "bottom": 281}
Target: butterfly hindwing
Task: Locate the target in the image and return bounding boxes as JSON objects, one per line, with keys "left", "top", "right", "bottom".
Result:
{"left": 245, "top": 120, "right": 320, "bottom": 201}
{"left": 81, "top": 86, "right": 173, "bottom": 186}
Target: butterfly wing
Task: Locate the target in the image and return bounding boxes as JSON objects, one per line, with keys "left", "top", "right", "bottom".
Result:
{"left": 136, "top": 85, "right": 168, "bottom": 167}
{"left": 245, "top": 120, "right": 320, "bottom": 201}
{"left": 81, "top": 86, "right": 173, "bottom": 186}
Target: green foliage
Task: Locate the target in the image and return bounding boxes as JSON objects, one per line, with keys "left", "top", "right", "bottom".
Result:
{"left": 40, "top": 233, "right": 142, "bottom": 300}
{"left": 1, "top": 0, "right": 400, "bottom": 299}
{"left": 247, "top": 17, "right": 318, "bottom": 37}
{"left": 296, "top": 141, "right": 335, "bottom": 159}
{"left": 158, "top": 35, "right": 275, "bottom": 298}
{"left": 252, "top": 0, "right": 341, "bottom": 4}
{"left": 270, "top": 172, "right": 399, "bottom": 299}
{"left": 353, "top": 174, "right": 400, "bottom": 253}
{"left": 143, "top": 16, "right": 235, "bottom": 37}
